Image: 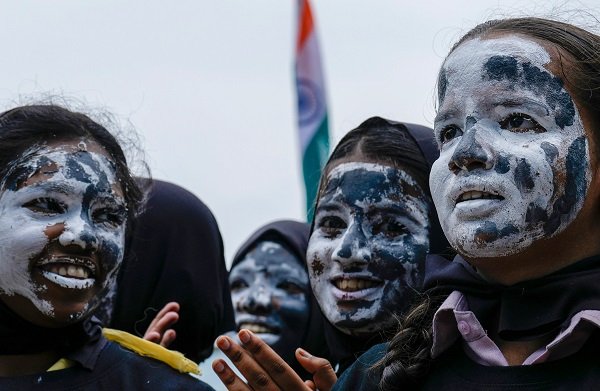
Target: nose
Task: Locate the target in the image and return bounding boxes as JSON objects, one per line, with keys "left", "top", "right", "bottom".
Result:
{"left": 448, "top": 122, "right": 494, "bottom": 173}
{"left": 332, "top": 221, "right": 371, "bottom": 268}
{"left": 239, "top": 284, "right": 273, "bottom": 315}
{"left": 58, "top": 214, "right": 99, "bottom": 251}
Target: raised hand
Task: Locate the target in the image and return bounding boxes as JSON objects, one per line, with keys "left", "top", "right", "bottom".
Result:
{"left": 143, "top": 301, "right": 180, "bottom": 348}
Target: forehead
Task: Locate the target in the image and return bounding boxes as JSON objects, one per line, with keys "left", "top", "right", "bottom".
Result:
{"left": 233, "top": 242, "right": 305, "bottom": 275}
{"left": 7, "top": 139, "right": 122, "bottom": 197}
{"left": 321, "top": 162, "right": 422, "bottom": 205}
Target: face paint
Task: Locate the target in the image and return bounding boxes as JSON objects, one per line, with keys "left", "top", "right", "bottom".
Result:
{"left": 431, "top": 36, "right": 590, "bottom": 258}
{"left": 308, "top": 162, "right": 430, "bottom": 335}
{"left": 229, "top": 241, "right": 310, "bottom": 361}
{"left": 0, "top": 139, "right": 126, "bottom": 325}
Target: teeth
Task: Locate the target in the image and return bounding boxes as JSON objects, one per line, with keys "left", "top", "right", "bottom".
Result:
{"left": 458, "top": 190, "right": 502, "bottom": 202}
{"left": 48, "top": 265, "right": 90, "bottom": 279}
{"left": 240, "top": 323, "right": 276, "bottom": 334}
{"left": 334, "top": 279, "right": 378, "bottom": 292}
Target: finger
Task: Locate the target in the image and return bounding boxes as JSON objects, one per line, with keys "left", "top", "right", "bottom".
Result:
{"left": 216, "top": 335, "right": 281, "bottom": 391}
{"left": 160, "top": 329, "right": 177, "bottom": 347}
{"left": 237, "top": 329, "right": 307, "bottom": 390}
{"left": 304, "top": 380, "right": 317, "bottom": 390}
{"left": 296, "top": 348, "right": 337, "bottom": 391}
{"left": 147, "top": 302, "right": 180, "bottom": 329}
{"left": 212, "top": 359, "right": 252, "bottom": 391}
{"left": 144, "top": 331, "right": 161, "bottom": 343}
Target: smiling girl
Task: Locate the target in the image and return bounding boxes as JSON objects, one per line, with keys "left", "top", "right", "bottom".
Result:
{"left": 334, "top": 17, "right": 600, "bottom": 390}
{"left": 0, "top": 105, "right": 212, "bottom": 390}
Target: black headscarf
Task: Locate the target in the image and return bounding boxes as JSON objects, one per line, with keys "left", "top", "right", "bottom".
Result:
{"left": 320, "top": 119, "right": 451, "bottom": 373}
{"left": 230, "top": 219, "right": 329, "bottom": 378}
{"left": 110, "top": 179, "right": 235, "bottom": 362}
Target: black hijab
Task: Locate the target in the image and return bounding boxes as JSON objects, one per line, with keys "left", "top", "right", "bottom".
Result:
{"left": 320, "top": 118, "right": 451, "bottom": 373}
{"left": 230, "top": 219, "right": 329, "bottom": 378}
{"left": 110, "top": 179, "right": 235, "bottom": 362}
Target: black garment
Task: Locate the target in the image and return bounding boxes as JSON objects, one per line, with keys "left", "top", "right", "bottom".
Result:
{"left": 322, "top": 121, "right": 452, "bottom": 375}
{"left": 110, "top": 179, "right": 235, "bottom": 362}
{"left": 0, "top": 340, "right": 214, "bottom": 390}
{"left": 425, "top": 254, "right": 600, "bottom": 340}
{"left": 231, "top": 220, "right": 329, "bottom": 378}
{"left": 334, "top": 336, "right": 600, "bottom": 391}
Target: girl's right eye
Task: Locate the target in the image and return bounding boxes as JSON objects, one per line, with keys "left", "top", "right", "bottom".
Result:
{"left": 23, "top": 198, "right": 67, "bottom": 215}
{"left": 319, "top": 216, "right": 347, "bottom": 237}
{"left": 439, "top": 125, "right": 463, "bottom": 144}
{"left": 230, "top": 279, "right": 249, "bottom": 292}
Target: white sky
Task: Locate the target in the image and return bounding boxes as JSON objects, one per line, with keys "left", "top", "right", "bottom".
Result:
{"left": 1, "top": 0, "right": 598, "bottom": 264}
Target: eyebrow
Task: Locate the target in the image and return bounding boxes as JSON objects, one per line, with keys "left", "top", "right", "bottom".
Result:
{"left": 492, "top": 98, "right": 550, "bottom": 116}
{"left": 434, "top": 109, "right": 460, "bottom": 124}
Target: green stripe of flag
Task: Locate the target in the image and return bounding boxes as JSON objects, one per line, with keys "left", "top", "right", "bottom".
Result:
{"left": 303, "top": 115, "right": 330, "bottom": 221}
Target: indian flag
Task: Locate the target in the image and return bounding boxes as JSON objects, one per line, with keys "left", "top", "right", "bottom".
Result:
{"left": 295, "top": 0, "right": 330, "bottom": 221}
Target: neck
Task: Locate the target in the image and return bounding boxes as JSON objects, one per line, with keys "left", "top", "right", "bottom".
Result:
{"left": 466, "top": 224, "right": 600, "bottom": 285}
{"left": 0, "top": 351, "right": 60, "bottom": 376}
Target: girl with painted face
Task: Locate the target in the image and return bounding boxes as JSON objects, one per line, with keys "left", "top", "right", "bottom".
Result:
{"left": 0, "top": 105, "right": 212, "bottom": 390}
{"left": 307, "top": 117, "right": 449, "bottom": 373}
{"left": 334, "top": 18, "right": 600, "bottom": 391}
{"left": 210, "top": 117, "right": 451, "bottom": 390}
{"left": 229, "top": 220, "right": 327, "bottom": 375}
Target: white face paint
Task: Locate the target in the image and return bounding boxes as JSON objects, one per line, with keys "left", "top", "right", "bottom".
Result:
{"left": 308, "top": 162, "right": 430, "bottom": 335}
{"left": 431, "top": 36, "right": 590, "bottom": 258}
{"left": 229, "top": 241, "right": 309, "bottom": 362}
{"left": 0, "top": 140, "right": 127, "bottom": 325}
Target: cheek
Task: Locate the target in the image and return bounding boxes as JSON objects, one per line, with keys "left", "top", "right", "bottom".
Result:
{"left": 430, "top": 154, "right": 453, "bottom": 209}
{"left": 307, "top": 236, "right": 334, "bottom": 280}
{"left": 368, "top": 237, "right": 423, "bottom": 283}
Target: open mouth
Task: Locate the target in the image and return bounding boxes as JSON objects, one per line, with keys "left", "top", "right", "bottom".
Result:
{"left": 332, "top": 278, "right": 382, "bottom": 292}
{"left": 238, "top": 322, "right": 280, "bottom": 335}
{"left": 35, "top": 257, "right": 97, "bottom": 289}
{"left": 456, "top": 190, "right": 504, "bottom": 203}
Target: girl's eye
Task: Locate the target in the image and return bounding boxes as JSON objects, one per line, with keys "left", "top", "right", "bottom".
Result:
{"left": 318, "top": 216, "right": 347, "bottom": 237}
{"left": 277, "top": 281, "right": 305, "bottom": 295}
{"left": 372, "top": 218, "right": 408, "bottom": 238}
{"left": 23, "top": 198, "right": 66, "bottom": 215}
{"left": 92, "top": 207, "right": 126, "bottom": 228}
{"left": 499, "top": 113, "right": 546, "bottom": 133}
{"left": 230, "top": 279, "right": 249, "bottom": 292}
{"left": 439, "top": 125, "right": 463, "bottom": 144}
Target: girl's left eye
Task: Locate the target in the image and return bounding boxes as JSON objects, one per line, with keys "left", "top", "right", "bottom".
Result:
{"left": 372, "top": 217, "right": 408, "bottom": 238}
{"left": 499, "top": 113, "right": 546, "bottom": 133}
{"left": 277, "top": 281, "right": 305, "bottom": 295}
{"left": 92, "top": 207, "right": 126, "bottom": 228}
{"left": 23, "top": 198, "right": 66, "bottom": 214}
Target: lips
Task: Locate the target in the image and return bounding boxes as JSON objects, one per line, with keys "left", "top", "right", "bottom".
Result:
{"left": 332, "top": 277, "right": 382, "bottom": 292}
{"left": 35, "top": 256, "right": 97, "bottom": 289}
{"left": 238, "top": 322, "right": 279, "bottom": 334}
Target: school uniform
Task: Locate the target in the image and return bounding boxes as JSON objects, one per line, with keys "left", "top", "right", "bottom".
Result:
{"left": 334, "top": 255, "right": 600, "bottom": 390}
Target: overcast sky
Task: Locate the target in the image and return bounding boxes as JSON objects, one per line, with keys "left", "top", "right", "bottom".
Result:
{"left": 1, "top": 0, "right": 598, "bottom": 264}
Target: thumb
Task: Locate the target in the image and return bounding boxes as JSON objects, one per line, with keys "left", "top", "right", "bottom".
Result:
{"left": 296, "top": 348, "right": 337, "bottom": 391}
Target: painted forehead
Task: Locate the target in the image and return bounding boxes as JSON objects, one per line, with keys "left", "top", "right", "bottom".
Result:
{"left": 439, "top": 36, "right": 575, "bottom": 129}
{"left": 238, "top": 241, "right": 303, "bottom": 270}
{"left": 321, "top": 162, "right": 425, "bottom": 205}
{"left": 4, "top": 143, "right": 121, "bottom": 196}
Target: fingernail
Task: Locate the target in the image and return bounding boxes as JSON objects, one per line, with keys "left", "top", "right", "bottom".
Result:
{"left": 214, "top": 361, "right": 225, "bottom": 373}
{"left": 239, "top": 329, "right": 251, "bottom": 344}
{"left": 297, "top": 348, "right": 311, "bottom": 358}
{"left": 216, "top": 336, "right": 231, "bottom": 351}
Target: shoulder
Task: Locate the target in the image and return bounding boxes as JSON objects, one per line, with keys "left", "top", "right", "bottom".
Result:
{"left": 101, "top": 341, "right": 215, "bottom": 390}
{"left": 334, "top": 343, "right": 386, "bottom": 391}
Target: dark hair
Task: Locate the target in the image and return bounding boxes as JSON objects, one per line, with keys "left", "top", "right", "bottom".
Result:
{"left": 378, "top": 17, "right": 600, "bottom": 390}
{"left": 313, "top": 116, "right": 431, "bottom": 218}
{"left": 0, "top": 104, "right": 143, "bottom": 235}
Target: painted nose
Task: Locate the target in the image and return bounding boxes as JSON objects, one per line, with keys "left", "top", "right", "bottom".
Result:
{"left": 239, "top": 285, "right": 273, "bottom": 315}
{"left": 448, "top": 125, "right": 493, "bottom": 173}
{"left": 332, "top": 222, "right": 371, "bottom": 268}
{"left": 58, "top": 215, "right": 99, "bottom": 250}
